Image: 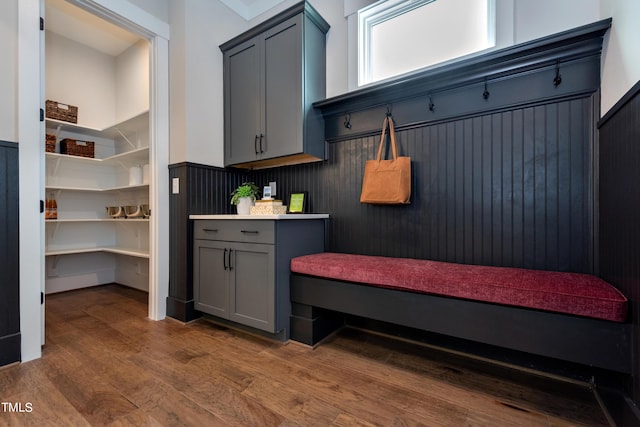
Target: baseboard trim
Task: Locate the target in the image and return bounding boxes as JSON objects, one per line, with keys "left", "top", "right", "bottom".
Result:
{"left": 166, "top": 296, "right": 201, "bottom": 322}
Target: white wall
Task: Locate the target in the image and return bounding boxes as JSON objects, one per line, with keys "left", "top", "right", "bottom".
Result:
{"left": 168, "top": 0, "right": 348, "bottom": 165}
{"left": 0, "top": 0, "right": 18, "bottom": 142}
{"left": 169, "top": 0, "right": 619, "bottom": 166}
{"left": 513, "top": 0, "right": 599, "bottom": 43}
{"left": 125, "top": 0, "right": 169, "bottom": 24}
{"left": 46, "top": 31, "right": 117, "bottom": 129}
{"left": 250, "top": 0, "right": 348, "bottom": 97}
{"left": 169, "top": 0, "right": 187, "bottom": 163}
{"left": 116, "top": 39, "right": 150, "bottom": 122}
{"left": 600, "top": 0, "right": 640, "bottom": 115}
{"left": 46, "top": 31, "right": 149, "bottom": 129}
{"left": 168, "top": 0, "right": 247, "bottom": 166}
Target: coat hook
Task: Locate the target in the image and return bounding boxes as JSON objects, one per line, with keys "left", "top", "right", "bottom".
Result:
{"left": 483, "top": 79, "right": 490, "bottom": 100}
{"left": 386, "top": 104, "right": 392, "bottom": 117}
{"left": 428, "top": 94, "right": 435, "bottom": 112}
{"left": 553, "top": 60, "right": 562, "bottom": 87}
{"left": 343, "top": 112, "right": 351, "bottom": 129}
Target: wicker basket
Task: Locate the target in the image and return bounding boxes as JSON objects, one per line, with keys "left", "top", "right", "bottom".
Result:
{"left": 45, "top": 134, "right": 56, "bottom": 153}
{"left": 60, "top": 138, "right": 94, "bottom": 158}
{"left": 46, "top": 100, "right": 78, "bottom": 123}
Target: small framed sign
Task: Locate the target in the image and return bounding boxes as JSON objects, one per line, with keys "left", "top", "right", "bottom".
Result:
{"left": 288, "top": 192, "right": 307, "bottom": 213}
{"left": 263, "top": 186, "right": 272, "bottom": 199}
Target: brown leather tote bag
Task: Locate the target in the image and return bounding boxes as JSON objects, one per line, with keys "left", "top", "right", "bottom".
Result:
{"left": 360, "top": 115, "right": 411, "bottom": 204}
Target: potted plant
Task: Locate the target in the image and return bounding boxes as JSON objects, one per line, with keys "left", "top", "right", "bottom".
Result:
{"left": 231, "top": 182, "right": 261, "bottom": 215}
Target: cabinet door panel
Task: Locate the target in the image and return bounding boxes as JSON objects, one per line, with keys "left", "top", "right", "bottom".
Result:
{"left": 263, "top": 16, "right": 303, "bottom": 159}
{"left": 194, "top": 241, "right": 228, "bottom": 317}
{"left": 225, "top": 40, "right": 261, "bottom": 165}
{"left": 229, "top": 243, "right": 275, "bottom": 332}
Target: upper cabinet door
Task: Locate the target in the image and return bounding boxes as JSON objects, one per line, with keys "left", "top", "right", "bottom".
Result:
{"left": 262, "top": 16, "right": 303, "bottom": 160}
{"left": 224, "top": 39, "right": 261, "bottom": 166}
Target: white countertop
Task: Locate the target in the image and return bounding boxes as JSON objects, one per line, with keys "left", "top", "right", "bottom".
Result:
{"left": 189, "top": 214, "right": 329, "bottom": 220}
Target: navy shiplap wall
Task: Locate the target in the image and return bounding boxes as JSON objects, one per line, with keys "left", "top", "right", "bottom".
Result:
{"left": 0, "top": 140, "right": 20, "bottom": 366}
{"left": 599, "top": 81, "right": 640, "bottom": 408}
{"left": 254, "top": 97, "right": 597, "bottom": 273}
{"left": 168, "top": 163, "right": 248, "bottom": 320}
{"left": 167, "top": 20, "right": 608, "bottom": 321}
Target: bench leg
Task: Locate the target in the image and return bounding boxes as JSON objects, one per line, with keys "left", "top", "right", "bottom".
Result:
{"left": 290, "top": 303, "right": 344, "bottom": 346}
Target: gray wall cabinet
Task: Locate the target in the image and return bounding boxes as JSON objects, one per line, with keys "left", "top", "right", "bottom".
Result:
{"left": 221, "top": 1, "right": 329, "bottom": 170}
{"left": 193, "top": 218, "right": 325, "bottom": 338}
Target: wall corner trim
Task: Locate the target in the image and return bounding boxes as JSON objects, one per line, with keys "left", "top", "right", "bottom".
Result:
{"left": 598, "top": 80, "right": 640, "bottom": 128}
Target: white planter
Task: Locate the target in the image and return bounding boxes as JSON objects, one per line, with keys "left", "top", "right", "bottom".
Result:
{"left": 236, "top": 197, "right": 254, "bottom": 215}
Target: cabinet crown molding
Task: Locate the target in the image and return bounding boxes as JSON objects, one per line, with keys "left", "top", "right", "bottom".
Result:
{"left": 220, "top": 0, "right": 329, "bottom": 52}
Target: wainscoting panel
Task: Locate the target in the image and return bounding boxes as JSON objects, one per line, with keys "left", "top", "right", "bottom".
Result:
{"left": 168, "top": 163, "right": 249, "bottom": 321}
{"left": 599, "top": 80, "right": 640, "bottom": 408}
{"left": 0, "top": 140, "right": 20, "bottom": 366}
{"left": 252, "top": 97, "right": 597, "bottom": 274}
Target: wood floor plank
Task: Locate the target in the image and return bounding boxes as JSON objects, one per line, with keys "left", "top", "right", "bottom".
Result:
{"left": 186, "top": 328, "right": 470, "bottom": 426}
{"left": 241, "top": 375, "right": 343, "bottom": 426}
{"left": 0, "top": 285, "right": 610, "bottom": 426}
{"left": 311, "top": 329, "right": 608, "bottom": 426}
{"left": 126, "top": 346, "right": 285, "bottom": 426}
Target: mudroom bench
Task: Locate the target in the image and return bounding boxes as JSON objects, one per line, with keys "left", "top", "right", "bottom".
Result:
{"left": 289, "top": 252, "right": 631, "bottom": 374}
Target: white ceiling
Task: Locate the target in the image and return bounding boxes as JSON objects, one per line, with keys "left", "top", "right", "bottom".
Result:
{"left": 219, "top": 0, "right": 287, "bottom": 20}
{"left": 44, "top": 0, "right": 287, "bottom": 56}
{"left": 45, "top": 0, "right": 144, "bottom": 57}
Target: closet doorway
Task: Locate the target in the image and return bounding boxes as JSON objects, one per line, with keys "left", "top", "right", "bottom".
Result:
{"left": 18, "top": 0, "right": 169, "bottom": 361}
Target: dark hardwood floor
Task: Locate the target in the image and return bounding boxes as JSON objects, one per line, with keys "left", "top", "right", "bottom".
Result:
{"left": 0, "top": 284, "right": 610, "bottom": 426}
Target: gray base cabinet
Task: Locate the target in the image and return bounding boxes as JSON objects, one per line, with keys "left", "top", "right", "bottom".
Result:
{"left": 193, "top": 218, "right": 325, "bottom": 338}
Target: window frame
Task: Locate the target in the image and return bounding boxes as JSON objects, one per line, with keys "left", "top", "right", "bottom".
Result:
{"left": 358, "top": 0, "right": 496, "bottom": 86}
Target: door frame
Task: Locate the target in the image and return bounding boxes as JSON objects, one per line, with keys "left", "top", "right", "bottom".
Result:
{"left": 18, "top": 0, "right": 170, "bottom": 361}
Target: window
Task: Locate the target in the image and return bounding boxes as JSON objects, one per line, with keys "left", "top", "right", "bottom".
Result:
{"left": 358, "top": 0, "right": 495, "bottom": 86}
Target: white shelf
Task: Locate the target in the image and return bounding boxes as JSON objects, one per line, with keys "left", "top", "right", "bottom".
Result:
{"left": 46, "top": 184, "right": 149, "bottom": 193}
{"left": 45, "top": 246, "right": 149, "bottom": 259}
{"left": 102, "top": 147, "right": 149, "bottom": 166}
{"left": 46, "top": 118, "right": 102, "bottom": 136}
{"left": 45, "top": 146, "right": 149, "bottom": 165}
{"left": 46, "top": 218, "right": 149, "bottom": 223}
{"left": 46, "top": 111, "right": 149, "bottom": 139}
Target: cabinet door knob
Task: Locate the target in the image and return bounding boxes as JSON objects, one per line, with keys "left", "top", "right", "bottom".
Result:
{"left": 254, "top": 135, "right": 259, "bottom": 155}
{"left": 223, "top": 248, "right": 228, "bottom": 270}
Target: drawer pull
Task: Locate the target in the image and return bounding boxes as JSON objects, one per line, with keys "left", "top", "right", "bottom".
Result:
{"left": 223, "top": 248, "right": 228, "bottom": 270}
{"left": 228, "top": 248, "right": 233, "bottom": 270}
{"left": 203, "top": 228, "right": 219, "bottom": 233}
{"left": 241, "top": 230, "right": 259, "bottom": 234}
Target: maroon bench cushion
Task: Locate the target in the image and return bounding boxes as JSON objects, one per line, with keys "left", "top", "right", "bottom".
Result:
{"left": 290, "top": 253, "right": 628, "bottom": 323}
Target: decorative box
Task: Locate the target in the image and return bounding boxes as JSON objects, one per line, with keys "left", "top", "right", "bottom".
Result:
{"left": 45, "top": 134, "right": 56, "bottom": 153}
{"left": 60, "top": 138, "right": 95, "bottom": 158}
{"left": 46, "top": 100, "right": 78, "bottom": 124}
{"left": 251, "top": 200, "right": 287, "bottom": 215}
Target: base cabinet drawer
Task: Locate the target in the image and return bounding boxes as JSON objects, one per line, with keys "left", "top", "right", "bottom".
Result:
{"left": 194, "top": 220, "right": 274, "bottom": 244}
